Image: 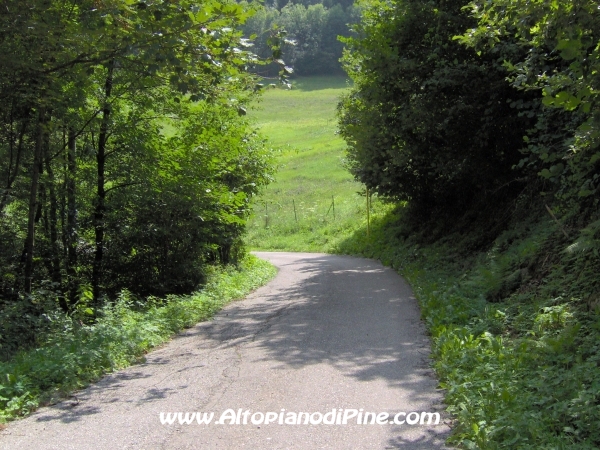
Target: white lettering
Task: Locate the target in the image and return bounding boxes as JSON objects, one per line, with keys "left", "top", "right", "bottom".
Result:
{"left": 264, "top": 412, "right": 278, "bottom": 424}
{"left": 251, "top": 412, "right": 264, "bottom": 425}
{"left": 219, "top": 409, "right": 236, "bottom": 425}
{"left": 406, "top": 412, "right": 420, "bottom": 425}
{"left": 393, "top": 412, "right": 406, "bottom": 425}
{"left": 420, "top": 412, "right": 440, "bottom": 425}
{"left": 376, "top": 412, "right": 389, "bottom": 425}
{"left": 342, "top": 409, "right": 358, "bottom": 424}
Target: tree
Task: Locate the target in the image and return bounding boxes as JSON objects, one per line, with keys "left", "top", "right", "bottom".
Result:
{"left": 338, "top": 0, "right": 535, "bottom": 216}
{"left": 458, "top": 0, "right": 600, "bottom": 210}
{"left": 0, "top": 0, "right": 275, "bottom": 353}
{"left": 242, "top": 2, "right": 357, "bottom": 76}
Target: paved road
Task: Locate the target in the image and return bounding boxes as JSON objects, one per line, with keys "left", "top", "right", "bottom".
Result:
{"left": 0, "top": 252, "right": 451, "bottom": 449}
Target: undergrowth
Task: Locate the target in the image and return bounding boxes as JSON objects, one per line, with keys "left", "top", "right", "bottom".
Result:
{"left": 335, "top": 206, "right": 600, "bottom": 449}
{"left": 0, "top": 255, "right": 276, "bottom": 422}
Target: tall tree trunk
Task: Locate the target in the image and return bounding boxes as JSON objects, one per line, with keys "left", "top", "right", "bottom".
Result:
{"left": 92, "top": 60, "right": 114, "bottom": 304}
{"left": 66, "top": 127, "right": 78, "bottom": 306}
{"left": 0, "top": 119, "right": 28, "bottom": 214}
{"left": 23, "top": 107, "right": 46, "bottom": 294}
{"left": 44, "top": 137, "right": 63, "bottom": 306}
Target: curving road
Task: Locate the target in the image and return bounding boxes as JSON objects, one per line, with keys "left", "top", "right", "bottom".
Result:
{"left": 0, "top": 252, "right": 451, "bottom": 449}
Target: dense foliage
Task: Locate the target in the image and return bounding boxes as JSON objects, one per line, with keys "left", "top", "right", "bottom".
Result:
{"left": 337, "top": 203, "right": 600, "bottom": 449}
{"left": 0, "top": 0, "right": 276, "bottom": 356}
{"left": 242, "top": 1, "right": 359, "bottom": 76}
{"left": 0, "top": 255, "right": 276, "bottom": 421}
{"left": 340, "top": 0, "right": 599, "bottom": 217}
{"left": 338, "top": 0, "right": 538, "bottom": 215}
{"left": 458, "top": 0, "right": 600, "bottom": 210}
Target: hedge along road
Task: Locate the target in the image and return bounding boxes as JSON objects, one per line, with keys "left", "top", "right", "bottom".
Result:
{"left": 0, "top": 252, "right": 451, "bottom": 449}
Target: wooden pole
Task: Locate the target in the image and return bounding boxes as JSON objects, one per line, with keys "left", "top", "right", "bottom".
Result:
{"left": 545, "top": 204, "right": 569, "bottom": 238}
{"left": 332, "top": 195, "right": 335, "bottom": 220}
{"left": 265, "top": 203, "right": 268, "bottom": 228}
{"left": 366, "top": 187, "right": 370, "bottom": 238}
{"left": 293, "top": 199, "right": 297, "bottom": 222}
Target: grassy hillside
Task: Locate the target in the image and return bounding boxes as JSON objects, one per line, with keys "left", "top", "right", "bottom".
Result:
{"left": 246, "top": 76, "right": 390, "bottom": 251}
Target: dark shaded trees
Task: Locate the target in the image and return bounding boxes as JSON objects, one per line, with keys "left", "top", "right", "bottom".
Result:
{"left": 458, "top": 0, "right": 600, "bottom": 213}
{"left": 0, "top": 0, "right": 275, "bottom": 353}
{"left": 338, "top": 0, "right": 535, "bottom": 217}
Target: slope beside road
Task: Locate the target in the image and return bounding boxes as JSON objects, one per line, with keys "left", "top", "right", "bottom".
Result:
{"left": 0, "top": 252, "right": 451, "bottom": 449}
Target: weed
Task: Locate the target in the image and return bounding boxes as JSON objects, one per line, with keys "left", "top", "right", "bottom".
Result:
{"left": 333, "top": 206, "right": 600, "bottom": 449}
{"left": 247, "top": 75, "right": 600, "bottom": 448}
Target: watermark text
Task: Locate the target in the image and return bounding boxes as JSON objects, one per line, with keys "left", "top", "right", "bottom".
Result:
{"left": 159, "top": 409, "right": 440, "bottom": 426}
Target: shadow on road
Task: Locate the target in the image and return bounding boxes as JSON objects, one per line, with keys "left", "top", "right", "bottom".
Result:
{"left": 25, "top": 254, "right": 450, "bottom": 449}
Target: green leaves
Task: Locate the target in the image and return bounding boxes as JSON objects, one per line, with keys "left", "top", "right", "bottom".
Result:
{"left": 0, "top": 256, "right": 275, "bottom": 422}
{"left": 241, "top": 2, "right": 355, "bottom": 77}
{"left": 0, "top": 0, "right": 275, "bottom": 319}
{"left": 458, "top": 0, "right": 600, "bottom": 209}
{"left": 556, "top": 38, "right": 583, "bottom": 61}
{"left": 338, "top": 0, "right": 531, "bottom": 211}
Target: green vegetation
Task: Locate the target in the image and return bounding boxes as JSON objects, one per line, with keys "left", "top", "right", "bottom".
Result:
{"left": 0, "top": 0, "right": 281, "bottom": 355}
{"left": 0, "top": 0, "right": 281, "bottom": 422}
{"left": 246, "top": 0, "right": 600, "bottom": 447}
{"left": 337, "top": 206, "right": 600, "bottom": 449}
{"left": 457, "top": 0, "right": 600, "bottom": 208}
{"left": 242, "top": 0, "right": 359, "bottom": 76}
{"left": 338, "top": 0, "right": 531, "bottom": 214}
{"left": 0, "top": 255, "right": 276, "bottom": 422}
{"left": 245, "top": 76, "right": 389, "bottom": 251}
{"left": 2, "top": 1, "right": 598, "bottom": 447}
{"left": 334, "top": 0, "right": 600, "bottom": 447}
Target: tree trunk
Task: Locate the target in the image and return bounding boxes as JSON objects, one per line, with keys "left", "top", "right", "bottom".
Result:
{"left": 66, "top": 127, "right": 78, "bottom": 306}
{"left": 0, "top": 119, "right": 28, "bottom": 214}
{"left": 92, "top": 60, "right": 114, "bottom": 305}
{"left": 23, "top": 107, "right": 46, "bottom": 294}
{"left": 44, "top": 137, "right": 63, "bottom": 307}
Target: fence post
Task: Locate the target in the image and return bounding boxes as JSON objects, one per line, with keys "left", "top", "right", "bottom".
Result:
{"left": 265, "top": 202, "right": 268, "bottom": 228}
{"left": 332, "top": 195, "right": 335, "bottom": 220}
{"left": 366, "top": 187, "right": 370, "bottom": 238}
{"left": 293, "top": 199, "right": 297, "bottom": 223}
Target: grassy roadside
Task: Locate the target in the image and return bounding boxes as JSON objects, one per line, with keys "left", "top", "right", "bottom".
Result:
{"left": 0, "top": 255, "right": 276, "bottom": 423}
{"left": 248, "top": 75, "right": 600, "bottom": 448}
{"left": 335, "top": 207, "right": 600, "bottom": 449}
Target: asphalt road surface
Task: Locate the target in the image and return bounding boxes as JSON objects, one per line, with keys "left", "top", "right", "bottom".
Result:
{"left": 0, "top": 252, "right": 451, "bottom": 449}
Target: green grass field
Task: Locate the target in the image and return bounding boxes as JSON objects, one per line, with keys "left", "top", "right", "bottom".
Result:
{"left": 246, "top": 76, "right": 389, "bottom": 251}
